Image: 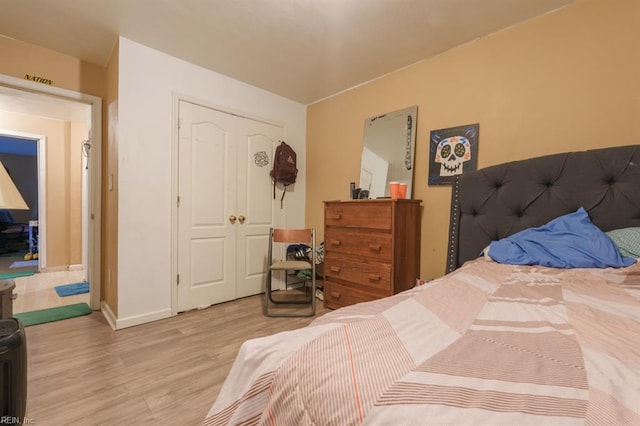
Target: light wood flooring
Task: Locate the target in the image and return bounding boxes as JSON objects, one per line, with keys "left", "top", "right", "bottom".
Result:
{"left": 13, "top": 269, "right": 88, "bottom": 313}
{"left": 0, "top": 250, "right": 88, "bottom": 314}
{"left": 23, "top": 293, "right": 328, "bottom": 425}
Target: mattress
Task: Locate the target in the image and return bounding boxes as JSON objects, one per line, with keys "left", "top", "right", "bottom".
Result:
{"left": 205, "top": 259, "right": 640, "bottom": 425}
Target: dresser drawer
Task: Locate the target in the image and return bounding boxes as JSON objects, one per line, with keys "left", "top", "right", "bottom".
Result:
{"left": 324, "top": 255, "right": 391, "bottom": 292}
{"left": 324, "top": 228, "right": 392, "bottom": 261}
{"left": 323, "top": 281, "right": 381, "bottom": 309}
{"left": 325, "top": 202, "right": 392, "bottom": 230}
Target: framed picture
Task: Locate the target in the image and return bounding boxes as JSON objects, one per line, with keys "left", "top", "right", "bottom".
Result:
{"left": 428, "top": 123, "right": 479, "bottom": 186}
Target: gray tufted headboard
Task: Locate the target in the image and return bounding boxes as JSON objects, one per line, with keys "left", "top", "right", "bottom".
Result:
{"left": 446, "top": 145, "right": 640, "bottom": 273}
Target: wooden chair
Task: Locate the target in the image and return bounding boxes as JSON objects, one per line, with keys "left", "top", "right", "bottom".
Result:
{"left": 263, "top": 228, "right": 316, "bottom": 317}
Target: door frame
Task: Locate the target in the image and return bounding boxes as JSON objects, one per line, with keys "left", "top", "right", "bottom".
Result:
{"left": 0, "top": 73, "right": 102, "bottom": 310}
{"left": 170, "top": 93, "right": 286, "bottom": 315}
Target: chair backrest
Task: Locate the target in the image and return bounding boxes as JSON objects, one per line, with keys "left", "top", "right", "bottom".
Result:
{"left": 272, "top": 228, "right": 314, "bottom": 244}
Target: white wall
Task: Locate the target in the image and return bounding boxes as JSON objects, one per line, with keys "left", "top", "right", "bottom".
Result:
{"left": 360, "top": 147, "right": 388, "bottom": 197}
{"left": 117, "top": 37, "right": 307, "bottom": 327}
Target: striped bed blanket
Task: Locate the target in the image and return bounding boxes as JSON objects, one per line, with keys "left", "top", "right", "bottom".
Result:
{"left": 205, "top": 259, "right": 640, "bottom": 425}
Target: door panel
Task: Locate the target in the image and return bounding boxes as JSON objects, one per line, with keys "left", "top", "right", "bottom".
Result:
{"left": 191, "top": 123, "right": 226, "bottom": 225}
{"left": 245, "top": 234, "right": 269, "bottom": 276}
{"left": 178, "top": 101, "right": 236, "bottom": 311}
{"left": 245, "top": 134, "right": 277, "bottom": 224}
{"left": 236, "top": 122, "right": 283, "bottom": 298}
{"left": 190, "top": 238, "right": 225, "bottom": 285}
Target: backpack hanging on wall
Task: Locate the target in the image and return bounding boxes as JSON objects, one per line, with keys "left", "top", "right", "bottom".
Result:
{"left": 270, "top": 141, "right": 298, "bottom": 208}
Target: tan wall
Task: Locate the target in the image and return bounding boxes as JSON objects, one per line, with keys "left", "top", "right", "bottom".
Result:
{"left": 307, "top": 0, "right": 640, "bottom": 280}
{"left": 0, "top": 110, "right": 84, "bottom": 267}
{"left": 103, "top": 40, "right": 119, "bottom": 315}
{"left": 0, "top": 36, "right": 105, "bottom": 98}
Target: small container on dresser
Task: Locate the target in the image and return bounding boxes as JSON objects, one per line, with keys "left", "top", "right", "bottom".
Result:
{"left": 323, "top": 199, "right": 421, "bottom": 309}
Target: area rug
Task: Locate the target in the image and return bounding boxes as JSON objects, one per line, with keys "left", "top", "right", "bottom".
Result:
{"left": 10, "top": 260, "right": 38, "bottom": 268}
{"left": 54, "top": 281, "right": 89, "bottom": 297}
{"left": 0, "top": 270, "right": 36, "bottom": 279}
{"left": 14, "top": 303, "right": 92, "bottom": 327}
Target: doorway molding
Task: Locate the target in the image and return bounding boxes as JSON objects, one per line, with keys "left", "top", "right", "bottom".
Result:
{"left": 0, "top": 73, "right": 102, "bottom": 310}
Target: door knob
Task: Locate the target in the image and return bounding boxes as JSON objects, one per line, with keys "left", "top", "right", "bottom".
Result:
{"left": 229, "top": 215, "right": 237, "bottom": 224}
{"left": 238, "top": 215, "right": 246, "bottom": 224}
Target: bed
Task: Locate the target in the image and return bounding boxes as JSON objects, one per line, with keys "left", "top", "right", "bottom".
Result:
{"left": 205, "top": 145, "right": 640, "bottom": 425}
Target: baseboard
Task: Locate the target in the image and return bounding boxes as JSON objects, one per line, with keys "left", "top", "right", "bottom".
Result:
{"left": 114, "top": 308, "right": 174, "bottom": 330}
{"left": 101, "top": 301, "right": 173, "bottom": 330}
{"left": 39, "top": 264, "right": 84, "bottom": 273}
{"left": 39, "top": 265, "right": 68, "bottom": 273}
{"left": 100, "top": 301, "right": 117, "bottom": 330}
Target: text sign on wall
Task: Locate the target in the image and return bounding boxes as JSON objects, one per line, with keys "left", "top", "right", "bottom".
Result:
{"left": 24, "top": 74, "right": 53, "bottom": 85}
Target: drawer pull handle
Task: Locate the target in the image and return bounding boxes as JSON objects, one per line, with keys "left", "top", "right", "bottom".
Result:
{"left": 369, "top": 245, "right": 382, "bottom": 252}
{"left": 331, "top": 240, "right": 341, "bottom": 246}
{"left": 330, "top": 214, "right": 342, "bottom": 220}
{"left": 368, "top": 274, "right": 381, "bottom": 281}
{"left": 330, "top": 292, "right": 341, "bottom": 299}
{"left": 331, "top": 266, "right": 341, "bottom": 273}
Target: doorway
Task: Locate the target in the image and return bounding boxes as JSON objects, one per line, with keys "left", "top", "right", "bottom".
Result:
{"left": 0, "top": 133, "right": 39, "bottom": 276}
{"left": 0, "top": 73, "right": 102, "bottom": 311}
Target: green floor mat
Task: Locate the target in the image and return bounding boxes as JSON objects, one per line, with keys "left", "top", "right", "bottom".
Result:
{"left": 14, "top": 303, "right": 92, "bottom": 327}
{"left": 0, "top": 270, "right": 36, "bottom": 279}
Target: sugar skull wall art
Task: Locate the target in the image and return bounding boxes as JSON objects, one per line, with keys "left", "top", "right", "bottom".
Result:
{"left": 428, "top": 123, "right": 479, "bottom": 185}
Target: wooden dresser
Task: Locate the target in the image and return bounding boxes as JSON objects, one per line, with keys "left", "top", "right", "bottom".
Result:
{"left": 323, "top": 199, "right": 421, "bottom": 309}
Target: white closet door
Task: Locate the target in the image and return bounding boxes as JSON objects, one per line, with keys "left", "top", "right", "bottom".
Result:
{"left": 235, "top": 119, "right": 283, "bottom": 298}
{"left": 177, "top": 100, "right": 283, "bottom": 311}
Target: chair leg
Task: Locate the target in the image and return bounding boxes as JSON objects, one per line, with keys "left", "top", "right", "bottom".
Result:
{"left": 267, "top": 272, "right": 313, "bottom": 304}
{"left": 264, "top": 271, "right": 316, "bottom": 318}
{"left": 262, "top": 270, "right": 271, "bottom": 316}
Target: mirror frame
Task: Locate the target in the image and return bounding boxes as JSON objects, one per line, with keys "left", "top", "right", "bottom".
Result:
{"left": 359, "top": 105, "right": 418, "bottom": 199}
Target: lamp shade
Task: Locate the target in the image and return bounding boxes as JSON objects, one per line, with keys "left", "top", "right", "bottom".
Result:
{"left": 0, "top": 161, "right": 28, "bottom": 210}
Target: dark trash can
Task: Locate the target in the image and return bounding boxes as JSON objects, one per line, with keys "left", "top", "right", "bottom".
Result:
{"left": 0, "top": 280, "right": 16, "bottom": 320}
{"left": 0, "top": 318, "right": 27, "bottom": 424}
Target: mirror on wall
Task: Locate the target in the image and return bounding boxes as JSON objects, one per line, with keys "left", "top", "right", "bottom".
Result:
{"left": 359, "top": 105, "right": 418, "bottom": 199}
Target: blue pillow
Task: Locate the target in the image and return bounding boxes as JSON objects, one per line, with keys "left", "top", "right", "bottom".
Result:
{"left": 486, "top": 207, "right": 635, "bottom": 268}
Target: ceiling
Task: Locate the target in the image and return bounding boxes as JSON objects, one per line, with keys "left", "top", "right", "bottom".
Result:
{"left": 1, "top": 0, "right": 574, "bottom": 105}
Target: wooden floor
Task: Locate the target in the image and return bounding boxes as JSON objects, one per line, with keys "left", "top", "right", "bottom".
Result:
{"left": 0, "top": 250, "right": 87, "bottom": 314}
{"left": 23, "top": 293, "right": 328, "bottom": 425}
{"left": 13, "top": 269, "right": 88, "bottom": 313}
